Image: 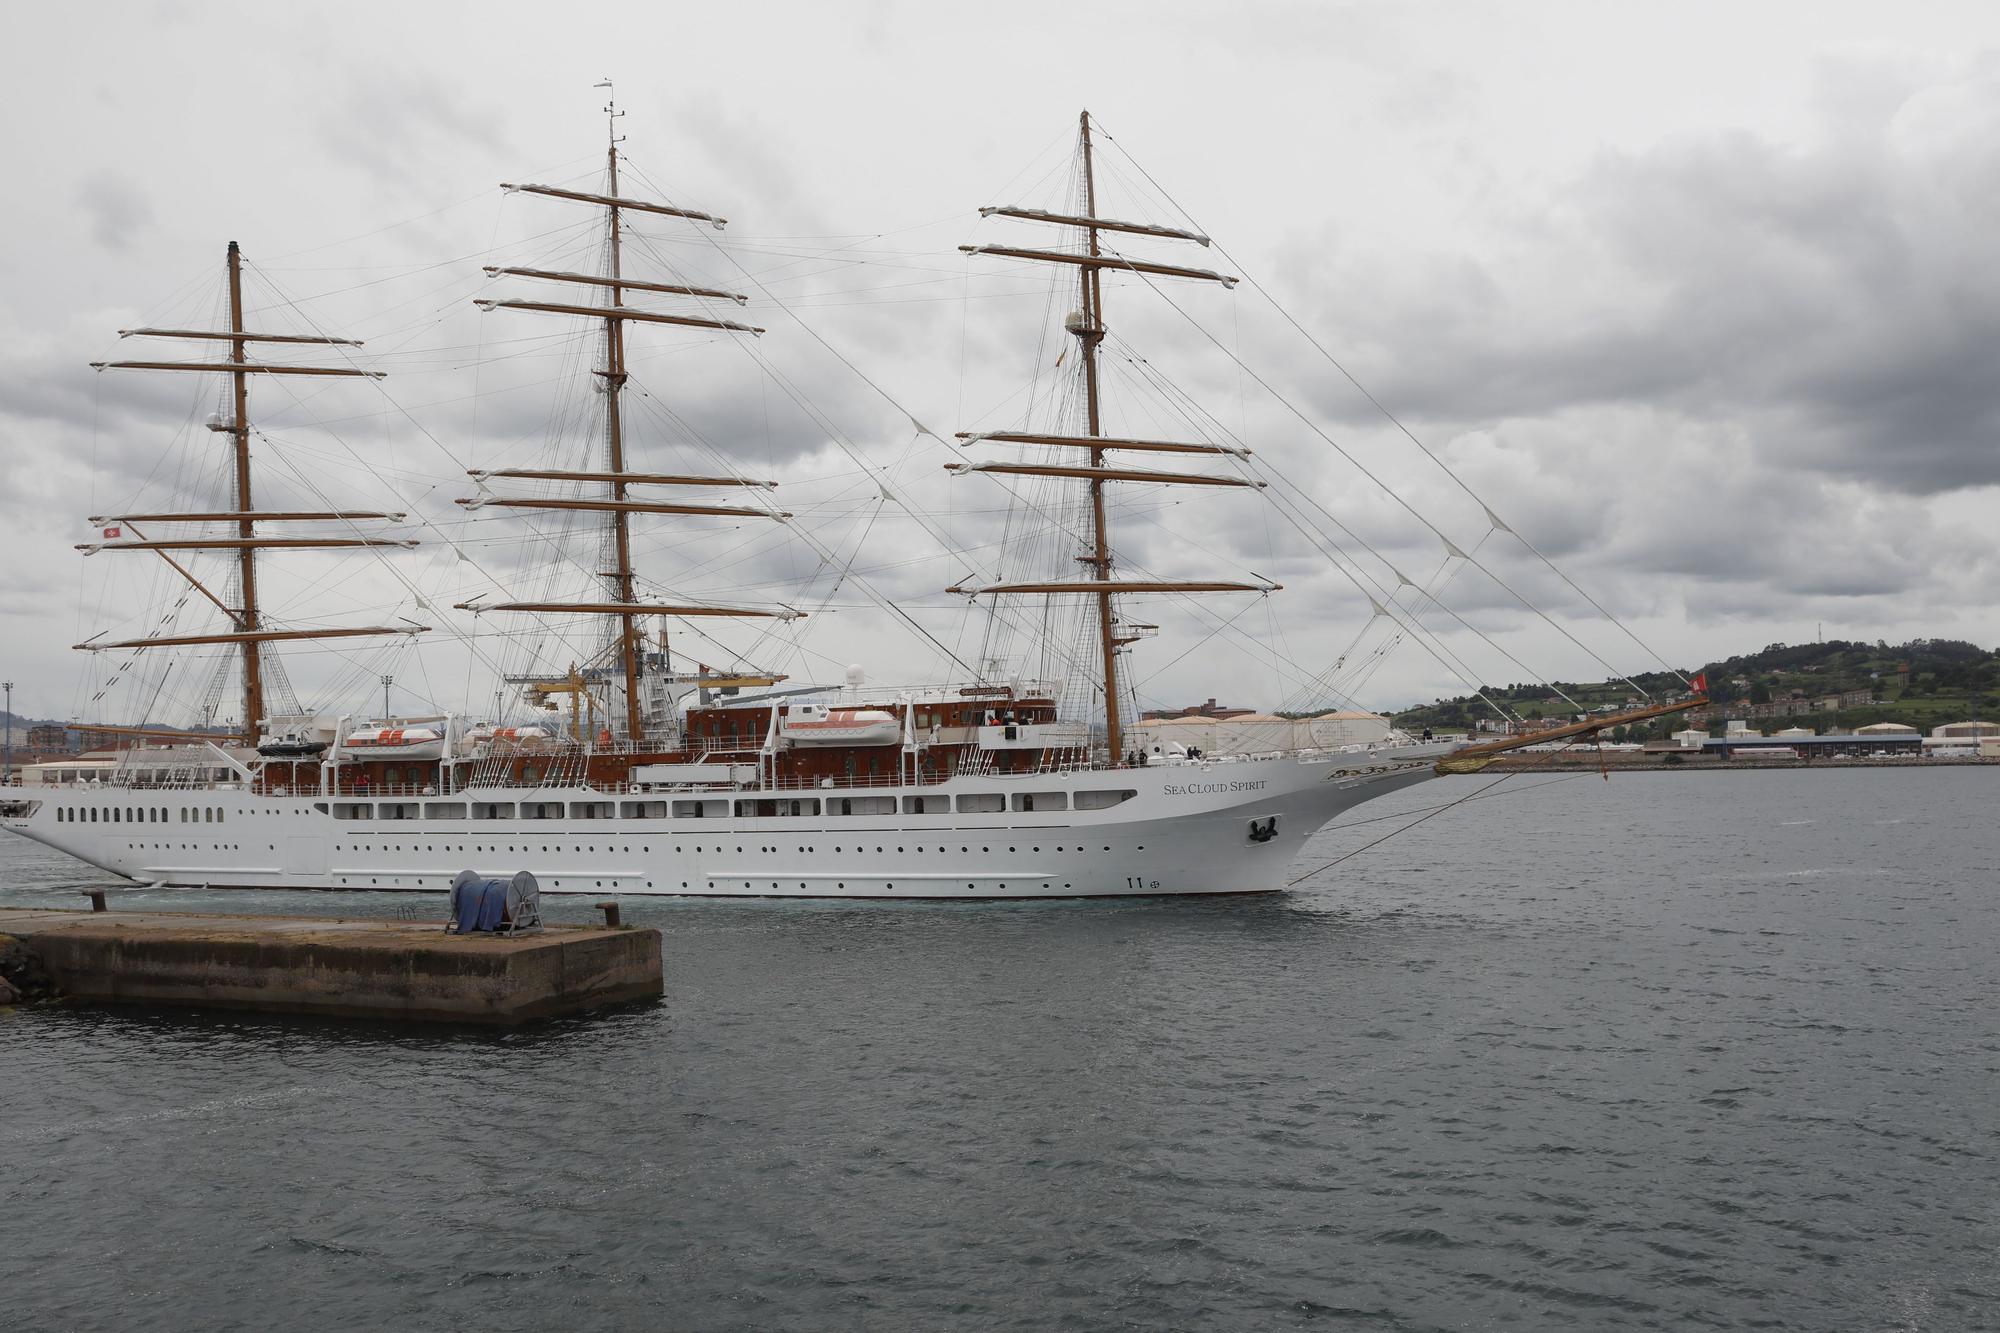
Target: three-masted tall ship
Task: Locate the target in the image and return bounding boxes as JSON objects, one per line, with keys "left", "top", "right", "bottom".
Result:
{"left": 0, "top": 109, "right": 1695, "bottom": 897}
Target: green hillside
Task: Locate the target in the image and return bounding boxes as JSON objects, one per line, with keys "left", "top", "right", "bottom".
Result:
{"left": 1392, "top": 638, "right": 1999, "bottom": 739}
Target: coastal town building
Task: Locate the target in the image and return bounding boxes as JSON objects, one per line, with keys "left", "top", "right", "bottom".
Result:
{"left": 1703, "top": 732, "right": 1921, "bottom": 759}
{"left": 25, "top": 724, "right": 69, "bottom": 752}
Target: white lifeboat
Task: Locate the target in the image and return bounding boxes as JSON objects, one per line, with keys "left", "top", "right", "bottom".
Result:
{"left": 343, "top": 725, "right": 446, "bottom": 761}
{"left": 779, "top": 704, "right": 901, "bottom": 746}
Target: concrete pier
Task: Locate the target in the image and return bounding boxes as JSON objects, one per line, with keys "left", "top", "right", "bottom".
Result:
{"left": 0, "top": 907, "right": 661, "bottom": 1025}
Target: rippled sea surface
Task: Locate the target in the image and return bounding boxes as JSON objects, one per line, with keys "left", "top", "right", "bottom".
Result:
{"left": 4, "top": 768, "right": 1998, "bottom": 1331}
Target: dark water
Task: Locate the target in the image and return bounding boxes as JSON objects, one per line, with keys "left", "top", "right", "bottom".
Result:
{"left": 4, "top": 769, "right": 1997, "bottom": 1331}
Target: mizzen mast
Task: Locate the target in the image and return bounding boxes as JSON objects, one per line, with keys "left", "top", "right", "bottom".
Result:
{"left": 954, "top": 111, "right": 1259, "bottom": 762}
{"left": 86, "top": 243, "right": 422, "bottom": 740}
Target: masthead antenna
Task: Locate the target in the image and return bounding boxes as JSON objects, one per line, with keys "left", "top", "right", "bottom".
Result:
{"left": 595, "top": 77, "right": 625, "bottom": 146}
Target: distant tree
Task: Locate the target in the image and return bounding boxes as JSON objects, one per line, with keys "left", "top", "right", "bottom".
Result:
{"left": 1749, "top": 682, "right": 1771, "bottom": 704}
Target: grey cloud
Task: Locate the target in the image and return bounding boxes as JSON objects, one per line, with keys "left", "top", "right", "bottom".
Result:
{"left": 76, "top": 173, "right": 152, "bottom": 251}
{"left": 1284, "top": 57, "right": 2000, "bottom": 499}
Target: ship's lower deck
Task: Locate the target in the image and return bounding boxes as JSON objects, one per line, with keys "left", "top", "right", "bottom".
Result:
{"left": 0, "top": 747, "right": 1451, "bottom": 898}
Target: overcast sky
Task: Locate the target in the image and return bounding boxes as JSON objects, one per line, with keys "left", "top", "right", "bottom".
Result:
{"left": 2, "top": 1, "right": 1996, "bottom": 729}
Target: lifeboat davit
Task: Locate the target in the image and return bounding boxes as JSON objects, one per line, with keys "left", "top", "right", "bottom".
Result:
{"left": 466, "top": 725, "right": 551, "bottom": 747}
{"left": 780, "top": 705, "right": 901, "bottom": 746}
{"left": 343, "top": 725, "right": 446, "bottom": 760}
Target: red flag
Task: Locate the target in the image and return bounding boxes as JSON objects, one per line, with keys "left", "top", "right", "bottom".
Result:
{"left": 102, "top": 525, "right": 122, "bottom": 539}
{"left": 1691, "top": 671, "right": 1709, "bottom": 694}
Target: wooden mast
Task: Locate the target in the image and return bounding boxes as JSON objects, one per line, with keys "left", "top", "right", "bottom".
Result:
{"left": 225, "top": 242, "right": 264, "bottom": 737}
{"left": 469, "top": 89, "right": 781, "bottom": 747}
{"left": 83, "top": 251, "right": 425, "bottom": 739}
{"left": 955, "top": 112, "right": 1244, "bottom": 767}
{"left": 1077, "top": 111, "right": 1125, "bottom": 762}
{"left": 601, "top": 96, "right": 645, "bottom": 745}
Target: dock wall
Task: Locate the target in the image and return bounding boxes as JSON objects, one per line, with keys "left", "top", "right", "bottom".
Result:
{"left": 0, "top": 909, "right": 662, "bottom": 1025}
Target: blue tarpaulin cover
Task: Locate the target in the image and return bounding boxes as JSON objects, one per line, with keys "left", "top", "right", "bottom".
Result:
{"left": 450, "top": 871, "right": 512, "bottom": 933}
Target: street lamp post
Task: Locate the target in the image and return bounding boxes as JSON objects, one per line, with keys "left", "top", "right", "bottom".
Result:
{"left": 3, "top": 680, "right": 13, "bottom": 787}
{"left": 381, "top": 675, "right": 394, "bottom": 722}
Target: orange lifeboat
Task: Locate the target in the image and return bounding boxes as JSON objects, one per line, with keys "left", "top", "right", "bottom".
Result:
{"left": 343, "top": 725, "right": 446, "bottom": 760}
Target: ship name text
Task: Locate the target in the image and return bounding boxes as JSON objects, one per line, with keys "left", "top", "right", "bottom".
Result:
{"left": 1162, "top": 779, "right": 1269, "bottom": 796}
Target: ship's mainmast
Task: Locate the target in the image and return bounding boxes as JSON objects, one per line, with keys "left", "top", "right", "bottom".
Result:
{"left": 460, "top": 88, "right": 798, "bottom": 746}
{"left": 82, "top": 248, "right": 425, "bottom": 740}
{"left": 950, "top": 111, "right": 1275, "bottom": 762}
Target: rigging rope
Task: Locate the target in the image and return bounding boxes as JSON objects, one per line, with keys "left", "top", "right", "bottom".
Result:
{"left": 1285, "top": 743, "right": 1598, "bottom": 886}
{"left": 1090, "top": 115, "right": 1688, "bottom": 690}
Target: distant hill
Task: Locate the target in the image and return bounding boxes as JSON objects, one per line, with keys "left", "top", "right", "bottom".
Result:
{"left": 1393, "top": 638, "right": 1999, "bottom": 739}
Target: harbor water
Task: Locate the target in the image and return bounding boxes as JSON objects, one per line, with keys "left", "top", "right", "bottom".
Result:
{"left": 3, "top": 767, "right": 1995, "bottom": 1330}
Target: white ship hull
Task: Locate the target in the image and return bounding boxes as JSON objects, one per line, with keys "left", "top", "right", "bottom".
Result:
{"left": 0, "top": 745, "right": 1452, "bottom": 898}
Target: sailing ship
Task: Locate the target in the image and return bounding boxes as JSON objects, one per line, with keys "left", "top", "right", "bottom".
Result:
{"left": 0, "top": 107, "right": 1697, "bottom": 897}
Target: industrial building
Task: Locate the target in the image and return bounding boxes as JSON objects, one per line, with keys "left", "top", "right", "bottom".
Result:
{"left": 1702, "top": 732, "right": 1921, "bottom": 759}
{"left": 1128, "top": 709, "right": 1391, "bottom": 758}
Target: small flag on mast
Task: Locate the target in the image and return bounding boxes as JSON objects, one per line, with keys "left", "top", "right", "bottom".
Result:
{"left": 102, "top": 525, "right": 122, "bottom": 539}
{"left": 1691, "top": 671, "right": 1709, "bottom": 693}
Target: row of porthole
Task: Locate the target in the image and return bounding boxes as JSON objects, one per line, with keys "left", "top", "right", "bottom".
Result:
{"left": 713, "top": 880, "right": 1066, "bottom": 892}
{"left": 334, "top": 845, "right": 657, "bottom": 855}
{"left": 126, "top": 843, "right": 239, "bottom": 851}
{"left": 751, "top": 844, "right": 1132, "bottom": 855}
{"left": 313, "top": 873, "right": 1080, "bottom": 894}
{"left": 327, "top": 842, "right": 1137, "bottom": 856}
{"left": 336, "top": 875, "right": 645, "bottom": 890}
